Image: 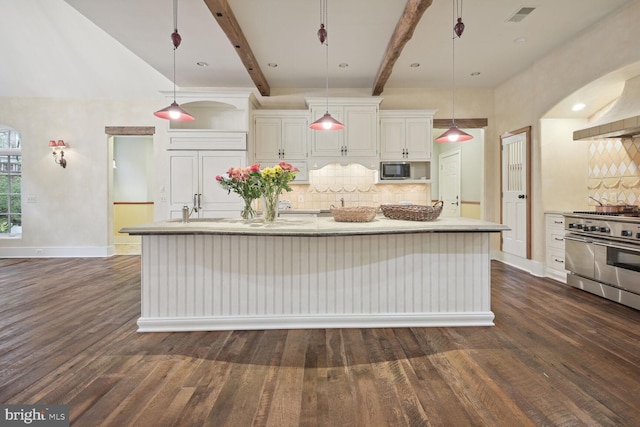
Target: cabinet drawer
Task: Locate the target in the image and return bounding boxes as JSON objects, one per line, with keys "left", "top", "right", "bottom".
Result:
{"left": 546, "top": 214, "right": 565, "bottom": 229}
{"left": 546, "top": 248, "right": 566, "bottom": 271}
{"left": 547, "top": 231, "right": 566, "bottom": 251}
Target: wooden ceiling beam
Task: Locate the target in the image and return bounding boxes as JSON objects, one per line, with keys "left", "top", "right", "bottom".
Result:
{"left": 203, "top": 0, "right": 271, "bottom": 96}
{"left": 433, "top": 118, "right": 488, "bottom": 129}
{"left": 372, "top": 0, "right": 433, "bottom": 96}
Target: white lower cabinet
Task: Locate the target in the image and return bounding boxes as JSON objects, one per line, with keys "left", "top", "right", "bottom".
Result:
{"left": 545, "top": 213, "right": 567, "bottom": 282}
{"left": 167, "top": 151, "right": 247, "bottom": 219}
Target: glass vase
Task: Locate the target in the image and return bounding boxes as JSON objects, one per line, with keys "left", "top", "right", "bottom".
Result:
{"left": 261, "top": 193, "right": 279, "bottom": 223}
{"left": 240, "top": 197, "right": 256, "bottom": 222}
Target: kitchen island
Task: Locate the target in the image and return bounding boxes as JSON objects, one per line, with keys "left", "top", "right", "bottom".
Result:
{"left": 122, "top": 215, "right": 508, "bottom": 332}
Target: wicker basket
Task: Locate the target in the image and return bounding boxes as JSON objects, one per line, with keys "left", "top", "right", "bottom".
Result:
{"left": 330, "top": 206, "right": 378, "bottom": 222}
{"left": 380, "top": 201, "right": 444, "bottom": 221}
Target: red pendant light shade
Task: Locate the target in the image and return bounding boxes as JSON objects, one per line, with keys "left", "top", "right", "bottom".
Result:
{"left": 434, "top": 125, "right": 472, "bottom": 143}
{"left": 154, "top": 101, "right": 195, "bottom": 121}
{"left": 154, "top": 0, "right": 194, "bottom": 122}
{"left": 309, "top": 113, "right": 344, "bottom": 131}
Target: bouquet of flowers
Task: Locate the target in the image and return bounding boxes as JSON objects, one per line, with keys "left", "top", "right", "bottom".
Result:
{"left": 215, "top": 163, "right": 262, "bottom": 220}
{"left": 258, "top": 162, "right": 299, "bottom": 222}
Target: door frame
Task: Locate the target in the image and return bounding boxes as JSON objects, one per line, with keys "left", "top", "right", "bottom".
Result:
{"left": 105, "top": 126, "right": 155, "bottom": 254}
{"left": 499, "top": 126, "right": 532, "bottom": 259}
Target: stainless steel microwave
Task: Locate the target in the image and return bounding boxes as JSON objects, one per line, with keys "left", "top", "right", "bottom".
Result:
{"left": 380, "top": 162, "right": 411, "bottom": 180}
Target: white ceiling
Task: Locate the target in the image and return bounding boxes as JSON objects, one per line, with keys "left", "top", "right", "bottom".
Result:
{"left": 1, "top": 0, "right": 637, "bottom": 117}
{"left": 62, "top": 0, "right": 633, "bottom": 90}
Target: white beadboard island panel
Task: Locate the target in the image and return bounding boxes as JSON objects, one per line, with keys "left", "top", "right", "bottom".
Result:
{"left": 125, "top": 216, "right": 506, "bottom": 332}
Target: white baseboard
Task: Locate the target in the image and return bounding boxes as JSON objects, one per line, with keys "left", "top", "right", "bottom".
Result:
{"left": 493, "top": 251, "right": 545, "bottom": 277}
{"left": 0, "top": 245, "right": 115, "bottom": 258}
{"left": 544, "top": 267, "right": 567, "bottom": 283}
{"left": 137, "top": 312, "right": 496, "bottom": 332}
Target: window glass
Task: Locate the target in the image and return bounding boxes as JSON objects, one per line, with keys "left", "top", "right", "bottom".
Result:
{"left": 0, "top": 128, "right": 22, "bottom": 237}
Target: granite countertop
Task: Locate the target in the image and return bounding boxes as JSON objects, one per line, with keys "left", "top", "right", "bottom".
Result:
{"left": 121, "top": 215, "right": 508, "bottom": 237}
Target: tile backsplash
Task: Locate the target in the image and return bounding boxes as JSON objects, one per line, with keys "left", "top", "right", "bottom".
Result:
{"left": 282, "top": 163, "right": 430, "bottom": 210}
{"left": 588, "top": 139, "right": 640, "bottom": 206}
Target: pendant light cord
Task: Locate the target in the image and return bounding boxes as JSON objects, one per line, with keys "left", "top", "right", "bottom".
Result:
{"left": 451, "top": 0, "right": 463, "bottom": 127}
{"left": 172, "top": 0, "right": 178, "bottom": 102}
{"left": 321, "top": 0, "right": 329, "bottom": 114}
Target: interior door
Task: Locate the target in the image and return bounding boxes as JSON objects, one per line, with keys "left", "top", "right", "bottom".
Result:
{"left": 501, "top": 128, "right": 531, "bottom": 258}
{"left": 439, "top": 149, "right": 461, "bottom": 217}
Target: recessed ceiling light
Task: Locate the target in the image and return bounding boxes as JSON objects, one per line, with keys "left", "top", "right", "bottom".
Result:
{"left": 196, "top": 61, "right": 208, "bottom": 67}
{"left": 572, "top": 103, "right": 586, "bottom": 112}
{"left": 471, "top": 72, "right": 481, "bottom": 76}
{"left": 339, "top": 63, "right": 349, "bottom": 68}
{"left": 514, "top": 37, "right": 526, "bottom": 45}
{"left": 267, "top": 63, "right": 278, "bottom": 68}
{"left": 410, "top": 63, "right": 420, "bottom": 68}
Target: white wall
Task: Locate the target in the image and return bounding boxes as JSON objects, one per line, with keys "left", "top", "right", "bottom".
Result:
{"left": 0, "top": 98, "right": 171, "bottom": 257}
{"left": 494, "top": 0, "right": 640, "bottom": 264}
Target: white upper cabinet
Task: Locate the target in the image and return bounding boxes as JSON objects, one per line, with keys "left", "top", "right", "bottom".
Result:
{"left": 253, "top": 111, "right": 308, "bottom": 161}
{"left": 251, "top": 110, "right": 309, "bottom": 182}
{"left": 380, "top": 110, "right": 436, "bottom": 161}
{"left": 306, "top": 97, "right": 382, "bottom": 161}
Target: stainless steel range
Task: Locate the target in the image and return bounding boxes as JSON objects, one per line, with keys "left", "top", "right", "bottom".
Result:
{"left": 564, "top": 211, "right": 640, "bottom": 310}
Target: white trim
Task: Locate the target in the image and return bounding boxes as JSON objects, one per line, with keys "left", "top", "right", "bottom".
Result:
{"left": 137, "top": 312, "right": 496, "bottom": 332}
{"left": 493, "top": 251, "right": 545, "bottom": 277}
{"left": 0, "top": 245, "right": 115, "bottom": 258}
{"left": 545, "top": 267, "right": 567, "bottom": 283}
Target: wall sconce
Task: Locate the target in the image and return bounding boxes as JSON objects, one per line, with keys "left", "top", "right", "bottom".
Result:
{"left": 48, "top": 140, "right": 67, "bottom": 168}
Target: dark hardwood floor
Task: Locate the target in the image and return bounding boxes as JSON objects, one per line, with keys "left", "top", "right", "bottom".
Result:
{"left": 1, "top": 256, "right": 639, "bottom": 426}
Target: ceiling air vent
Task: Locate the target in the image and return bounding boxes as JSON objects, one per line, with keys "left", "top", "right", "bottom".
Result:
{"left": 507, "top": 7, "right": 536, "bottom": 23}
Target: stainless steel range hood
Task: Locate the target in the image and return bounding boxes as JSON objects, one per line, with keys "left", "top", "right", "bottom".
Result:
{"left": 573, "top": 115, "right": 640, "bottom": 140}
{"left": 573, "top": 75, "right": 640, "bottom": 141}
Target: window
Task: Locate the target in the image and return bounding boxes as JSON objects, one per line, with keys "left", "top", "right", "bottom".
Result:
{"left": 0, "top": 127, "right": 21, "bottom": 237}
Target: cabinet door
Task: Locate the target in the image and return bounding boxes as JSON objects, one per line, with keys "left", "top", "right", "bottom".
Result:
{"left": 405, "top": 118, "right": 431, "bottom": 160}
{"left": 167, "top": 151, "right": 247, "bottom": 219}
{"left": 380, "top": 117, "right": 406, "bottom": 160}
{"left": 254, "top": 117, "right": 282, "bottom": 161}
{"left": 199, "top": 152, "right": 246, "bottom": 217}
{"left": 281, "top": 117, "right": 308, "bottom": 159}
{"left": 309, "top": 106, "right": 344, "bottom": 156}
{"left": 344, "top": 105, "right": 378, "bottom": 157}
{"left": 168, "top": 151, "right": 199, "bottom": 218}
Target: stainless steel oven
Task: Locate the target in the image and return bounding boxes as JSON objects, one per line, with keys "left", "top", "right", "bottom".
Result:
{"left": 564, "top": 212, "right": 640, "bottom": 310}
{"left": 595, "top": 240, "right": 640, "bottom": 295}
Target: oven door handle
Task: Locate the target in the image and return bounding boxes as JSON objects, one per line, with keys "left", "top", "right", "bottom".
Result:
{"left": 564, "top": 235, "right": 593, "bottom": 244}
{"left": 593, "top": 241, "right": 640, "bottom": 253}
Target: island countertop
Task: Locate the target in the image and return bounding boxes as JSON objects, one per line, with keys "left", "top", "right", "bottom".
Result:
{"left": 121, "top": 215, "right": 508, "bottom": 237}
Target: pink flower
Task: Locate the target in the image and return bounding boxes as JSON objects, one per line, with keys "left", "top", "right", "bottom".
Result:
{"left": 279, "top": 161, "right": 292, "bottom": 171}
{"left": 249, "top": 163, "right": 261, "bottom": 173}
{"left": 215, "top": 175, "right": 223, "bottom": 181}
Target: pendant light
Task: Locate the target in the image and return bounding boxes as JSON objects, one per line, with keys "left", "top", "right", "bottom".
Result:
{"left": 435, "top": 0, "right": 472, "bottom": 143}
{"left": 154, "top": 0, "right": 194, "bottom": 121}
{"left": 309, "top": 0, "right": 344, "bottom": 131}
